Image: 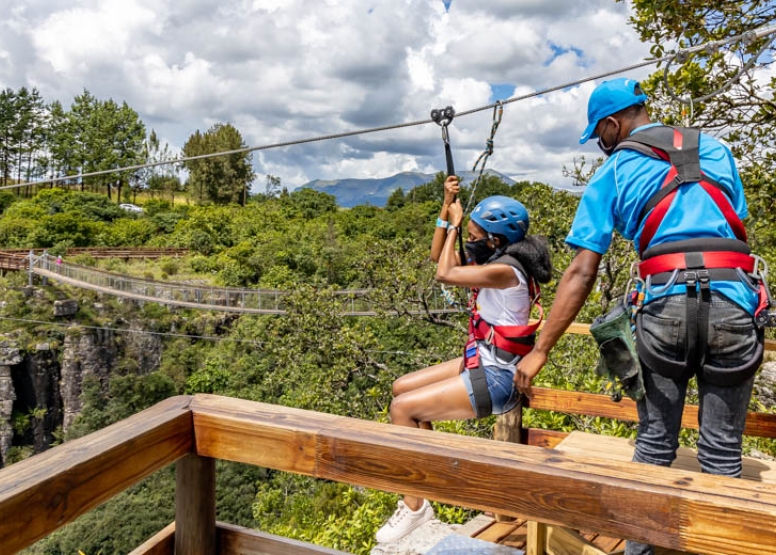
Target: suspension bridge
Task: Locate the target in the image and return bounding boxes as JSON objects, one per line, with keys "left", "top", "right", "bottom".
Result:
{"left": 0, "top": 249, "right": 459, "bottom": 317}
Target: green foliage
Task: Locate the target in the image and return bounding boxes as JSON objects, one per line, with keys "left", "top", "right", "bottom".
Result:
{"left": 0, "top": 190, "right": 17, "bottom": 213}
{"left": 281, "top": 188, "right": 338, "bottom": 219}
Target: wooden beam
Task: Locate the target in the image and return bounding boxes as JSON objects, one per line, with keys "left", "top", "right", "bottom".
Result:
{"left": 545, "top": 525, "right": 607, "bottom": 555}
{"left": 128, "top": 522, "right": 174, "bottom": 555}
{"left": 524, "top": 428, "right": 567, "bottom": 449}
{"left": 526, "top": 521, "right": 547, "bottom": 555}
{"left": 190, "top": 394, "right": 776, "bottom": 555}
{"left": 526, "top": 387, "right": 776, "bottom": 438}
{"left": 175, "top": 455, "right": 215, "bottom": 555}
{"left": 494, "top": 396, "right": 525, "bottom": 444}
{"left": 216, "top": 521, "right": 352, "bottom": 554}
{"left": 0, "top": 395, "right": 193, "bottom": 555}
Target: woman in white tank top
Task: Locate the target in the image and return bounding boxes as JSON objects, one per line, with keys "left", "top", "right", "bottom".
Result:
{"left": 375, "top": 176, "right": 552, "bottom": 545}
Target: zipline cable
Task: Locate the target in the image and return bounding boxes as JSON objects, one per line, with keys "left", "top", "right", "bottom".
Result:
{"left": 2, "top": 23, "right": 774, "bottom": 192}
{"left": 663, "top": 32, "right": 775, "bottom": 108}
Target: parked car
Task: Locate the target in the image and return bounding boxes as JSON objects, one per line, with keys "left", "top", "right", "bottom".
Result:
{"left": 119, "top": 203, "right": 144, "bottom": 213}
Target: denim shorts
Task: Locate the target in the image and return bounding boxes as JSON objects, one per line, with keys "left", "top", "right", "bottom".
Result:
{"left": 460, "top": 364, "right": 520, "bottom": 415}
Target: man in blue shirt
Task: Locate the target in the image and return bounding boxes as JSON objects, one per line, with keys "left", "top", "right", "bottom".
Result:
{"left": 515, "top": 78, "right": 763, "bottom": 555}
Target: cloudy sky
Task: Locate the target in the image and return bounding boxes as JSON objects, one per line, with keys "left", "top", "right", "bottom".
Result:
{"left": 0, "top": 0, "right": 660, "bottom": 191}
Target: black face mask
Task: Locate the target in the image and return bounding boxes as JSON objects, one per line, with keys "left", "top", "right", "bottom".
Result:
{"left": 465, "top": 238, "right": 495, "bottom": 265}
{"left": 596, "top": 118, "right": 620, "bottom": 157}
{"left": 597, "top": 136, "right": 616, "bottom": 157}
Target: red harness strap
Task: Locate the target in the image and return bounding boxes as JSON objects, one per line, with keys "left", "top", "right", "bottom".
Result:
{"left": 463, "top": 285, "right": 543, "bottom": 370}
{"left": 638, "top": 251, "right": 755, "bottom": 279}
{"left": 637, "top": 146, "right": 746, "bottom": 255}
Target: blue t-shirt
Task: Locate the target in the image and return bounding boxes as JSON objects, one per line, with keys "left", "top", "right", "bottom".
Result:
{"left": 566, "top": 123, "right": 757, "bottom": 313}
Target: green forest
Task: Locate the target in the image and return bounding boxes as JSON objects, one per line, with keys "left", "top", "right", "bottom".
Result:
{"left": 0, "top": 2, "right": 775, "bottom": 554}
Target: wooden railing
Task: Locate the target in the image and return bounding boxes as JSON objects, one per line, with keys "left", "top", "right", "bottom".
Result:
{"left": 2, "top": 393, "right": 776, "bottom": 555}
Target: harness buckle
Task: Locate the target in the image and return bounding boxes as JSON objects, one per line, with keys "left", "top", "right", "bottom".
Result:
{"left": 749, "top": 254, "right": 769, "bottom": 281}
{"left": 485, "top": 327, "right": 495, "bottom": 345}
{"left": 684, "top": 269, "right": 710, "bottom": 288}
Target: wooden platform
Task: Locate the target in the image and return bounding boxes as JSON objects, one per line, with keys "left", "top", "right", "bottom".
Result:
{"left": 463, "top": 429, "right": 776, "bottom": 555}
{"left": 467, "top": 514, "right": 696, "bottom": 554}
{"left": 556, "top": 431, "right": 776, "bottom": 483}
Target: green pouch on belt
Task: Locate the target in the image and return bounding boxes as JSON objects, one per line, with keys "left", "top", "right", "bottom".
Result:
{"left": 590, "top": 302, "right": 645, "bottom": 402}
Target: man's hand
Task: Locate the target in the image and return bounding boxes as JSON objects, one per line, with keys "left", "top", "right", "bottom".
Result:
{"left": 515, "top": 349, "right": 548, "bottom": 398}
{"left": 443, "top": 176, "right": 460, "bottom": 206}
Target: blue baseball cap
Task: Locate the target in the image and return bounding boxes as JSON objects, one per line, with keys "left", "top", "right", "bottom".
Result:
{"left": 579, "top": 78, "right": 648, "bottom": 144}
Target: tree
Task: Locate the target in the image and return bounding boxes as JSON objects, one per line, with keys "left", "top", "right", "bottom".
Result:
{"left": 265, "top": 174, "right": 282, "bottom": 197}
{"left": 46, "top": 100, "right": 76, "bottom": 187}
{"left": 142, "top": 130, "right": 182, "bottom": 203}
{"left": 12, "top": 87, "right": 47, "bottom": 196}
{"left": 46, "top": 91, "right": 146, "bottom": 201}
{"left": 182, "top": 123, "right": 256, "bottom": 205}
{"left": 0, "top": 88, "right": 15, "bottom": 187}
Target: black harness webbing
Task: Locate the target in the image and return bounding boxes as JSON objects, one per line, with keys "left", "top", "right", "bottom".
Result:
{"left": 618, "top": 127, "right": 745, "bottom": 377}
{"left": 469, "top": 366, "right": 492, "bottom": 418}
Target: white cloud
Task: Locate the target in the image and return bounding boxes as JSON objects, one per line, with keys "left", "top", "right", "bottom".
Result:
{"left": 0, "top": 0, "right": 719, "bottom": 191}
{"left": 31, "top": 0, "right": 159, "bottom": 74}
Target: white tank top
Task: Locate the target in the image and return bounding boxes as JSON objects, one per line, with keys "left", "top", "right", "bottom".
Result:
{"left": 475, "top": 266, "right": 530, "bottom": 369}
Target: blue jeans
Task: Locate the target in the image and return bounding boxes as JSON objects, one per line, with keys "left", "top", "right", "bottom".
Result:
{"left": 461, "top": 364, "right": 520, "bottom": 415}
{"left": 626, "top": 294, "right": 759, "bottom": 555}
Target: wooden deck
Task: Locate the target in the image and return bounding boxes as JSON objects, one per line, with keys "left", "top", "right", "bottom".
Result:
{"left": 468, "top": 515, "right": 705, "bottom": 554}
{"left": 461, "top": 426, "right": 776, "bottom": 555}
{"left": 470, "top": 515, "right": 627, "bottom": 553}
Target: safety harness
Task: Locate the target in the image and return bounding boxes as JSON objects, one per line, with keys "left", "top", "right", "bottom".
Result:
{"left": 615, "top": 125, "right": 771, "bottom": 384}
{"left": 463, "top": 256, "right": 543, "bottom": 417}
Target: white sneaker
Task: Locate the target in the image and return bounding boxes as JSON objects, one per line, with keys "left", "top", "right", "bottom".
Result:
{"left": 375, "top": 499, "right": 434, "bottom": 543}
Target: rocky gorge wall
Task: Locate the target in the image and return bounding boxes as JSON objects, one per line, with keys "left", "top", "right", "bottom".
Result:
{"left": 0, "top": 295, "right": 163, "bottom": 467}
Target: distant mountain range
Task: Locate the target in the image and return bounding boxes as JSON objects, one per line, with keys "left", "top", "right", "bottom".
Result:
{"left": 301, "top": 170, "right": 519, "bottom": 208}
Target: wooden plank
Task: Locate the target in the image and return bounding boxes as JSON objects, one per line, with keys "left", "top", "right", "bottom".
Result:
{"left": 0, "top": 395, "right": 193, "bottom": 555}
{"left": 189, "top": 394, "right": 776, "bottom": 555}
{"left": 589, "top": 532, "right": 625, "bottom": 553}
{"left": 545, "top": 525, "right": 607, "bottom": 555}
{"left": 557, "top": 431, "right": 776, "bottom": 484}
{"left": 526, "top": 387, "right": 776, "bottom": 438}
{"left": 525, "top": 428, "right": 568, "bottom": 449}
{"left": 217, "top": 521, "right": 353, "bottom": 554}
{"left": 475, "top": 520, "right": 521, "bottom": 543}
{"left": 175, "top": 455, "right": 215, "bottom": 555}
{"left": 456, "top": 513, "right": 495, "bottom": 537}
{"left": 127, "top": 522, "right": 174, "bottom": 555}
{"left": 498, "top": 519, "right": 528, "bottom": 549}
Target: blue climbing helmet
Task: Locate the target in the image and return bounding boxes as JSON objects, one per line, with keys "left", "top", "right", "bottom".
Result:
{"left": 469, "top": 195, "right": 529, "bottom": 245}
